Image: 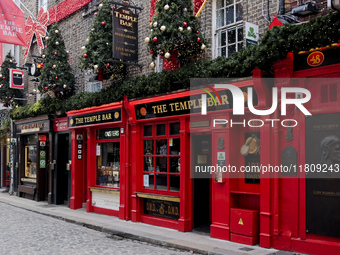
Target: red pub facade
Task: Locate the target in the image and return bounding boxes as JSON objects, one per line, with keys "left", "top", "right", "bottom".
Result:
{"left": 66, "top": 46, "right": 340, "bottom": 255}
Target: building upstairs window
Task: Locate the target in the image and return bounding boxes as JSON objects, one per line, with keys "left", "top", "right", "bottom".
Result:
{"left": 215, "top": 0, "right": 244, "bottom": 58}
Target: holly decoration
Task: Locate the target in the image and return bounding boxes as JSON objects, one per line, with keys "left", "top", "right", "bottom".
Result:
{"left": 0, "top": 52, "right": 23, "bottom": 107}
{"left": 147, "top": 0, "right": 207, "bottom": 67}
{"left": 39, "top": 23, "right": 75, "bottom": 98}
{"left": 79, "top": 0, "right": 125, "bottom": 82}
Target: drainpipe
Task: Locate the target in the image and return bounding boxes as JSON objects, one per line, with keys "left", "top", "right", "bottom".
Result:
{"left": 279, "top": 0, "right": 285, "bottom": 15}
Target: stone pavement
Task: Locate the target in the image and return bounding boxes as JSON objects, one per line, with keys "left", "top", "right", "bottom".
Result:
{"left": 0, "top": 192, "right": 287, "bottom": 255}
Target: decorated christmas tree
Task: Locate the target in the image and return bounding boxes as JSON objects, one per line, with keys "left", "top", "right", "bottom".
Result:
{"left": 146, "top": 0, "right": 207, "bottom": 69}
{"left": 79, "top": 0, "right": 125, "bottom": 82}
{"left": 0, "top": 52, "right": 23, "bottom": 107}
{"left": 39, "top": 23, "right": 75, "bottom": 98}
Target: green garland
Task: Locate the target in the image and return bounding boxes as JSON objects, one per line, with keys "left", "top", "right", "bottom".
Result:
{"left": 9, "top": 11, "right": 340, "bottom": 120}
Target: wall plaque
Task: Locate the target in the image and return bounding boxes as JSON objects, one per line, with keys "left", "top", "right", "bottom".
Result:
{"left": 306, "top": 113, "right": 340, "bottom": 238}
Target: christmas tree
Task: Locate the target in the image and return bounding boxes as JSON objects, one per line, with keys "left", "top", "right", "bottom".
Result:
{"left": 79, "top": 0, "right": 125, "bottom": 82}
{"left": 146, "top": 0, "right": 207, "bottom": 68}
{"left": 39, "top": 23, "right": 75, "bottom": 98}
{"left": 0, "top": 52, "right": 23, "bottom": 107}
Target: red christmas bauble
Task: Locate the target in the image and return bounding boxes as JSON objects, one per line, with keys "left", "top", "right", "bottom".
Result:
{"left": 54, "top": 52, "right": 57, "bottom": 55}
{"left": 197, "top": 30, "right": 200, "bottom": 34}
{"left": 3, "top": 77, "right": 5, "bottom": 79}
{"left": 55, "top": 76, "right": 58, "bottom": 80}
{"left": 45, "top": 87, "right": 48, "bottom": 90}
{"left": 84, "top": 54, "right": 87, "bottom": 58}
{"left": 106, "top": 63, "right": 110, "bottom": 67}
{"left": 111, "top": 6, "right": 113, "bottom": 9}
{"left": 102, "top": 21, "right": 106, "bottom": 25}
{"left": 184, "top": 22, "right": 187, "bottom": 27}
{"left": 45, "top": 46, "right": 47, "bottom": 48}
{"left": 150, "top": 50, "right": 154, "bottom": 54}
{"left": 153, "top": 37, "right": 158, "bottom": 42}
{"left": 8, "top": 97, "right": 11, "bottom": 99}
{"left": 197, "top": 37, "right": 201, "bottom": 42}
{"left": 94, "top": 12, "right": 97, "bottom": 15}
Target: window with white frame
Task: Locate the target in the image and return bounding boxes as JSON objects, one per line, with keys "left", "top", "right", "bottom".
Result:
{"left": 85, "top": 81, "right": 103, "bottom": 93}
{"left": 38, "top": 0, "right": 48, "bottom": 11}
{"left": 215, "top": 0, "right": 243, "bottom": 58}
{"left": 154, "top": 55, "right": 163, "bottom": 73}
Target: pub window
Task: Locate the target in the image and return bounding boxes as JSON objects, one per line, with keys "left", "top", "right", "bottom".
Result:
{"left": 143, "top": 122, "right": 181, "bottom": 192}
{"left": 24, "top": 135, "right": 38, "bottom": 179}
{"left": 96, "top": 142, "right": 120, "bottom": 188}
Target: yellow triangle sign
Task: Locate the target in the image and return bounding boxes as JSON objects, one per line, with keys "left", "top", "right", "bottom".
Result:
{"left": 238, "top": 218, "right": 244, "bottom": 225}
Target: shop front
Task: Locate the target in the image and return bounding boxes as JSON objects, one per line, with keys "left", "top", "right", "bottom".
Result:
{"left": 125, "top": 78, "right": 258, "bottom": 232}
{"left": 14, "top": 116, "right": 52, "bottom": 202}
{"left": 67, "top": 102, "right": 127, "bottom": 219}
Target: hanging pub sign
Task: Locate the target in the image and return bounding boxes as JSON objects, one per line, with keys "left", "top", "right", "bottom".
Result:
{"left": 112, "top": 6, "right": 138, "bottom": 63}
{"left": 9, "top": 69, "right": 25, "bottom": 90}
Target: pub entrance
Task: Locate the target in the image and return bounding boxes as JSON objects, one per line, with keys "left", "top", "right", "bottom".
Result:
{"left": 54, "top": 133, "right": 71, "bottom": 205}
{"left": 192, "top": 134, "right": 212, "bottom": 234}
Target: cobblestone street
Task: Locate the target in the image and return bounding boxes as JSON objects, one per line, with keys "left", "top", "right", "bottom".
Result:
{"left": 0, "top": 203, "right": 193, "bottom": 255}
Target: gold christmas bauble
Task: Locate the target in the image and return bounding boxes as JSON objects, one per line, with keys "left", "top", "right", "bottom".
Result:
{"left": 164, "top": 4, "right": 169, "bottom": 10}
{"left": 55, "top": 30, "right": 59, "bottom": 33}
{"left": 153, "top": 21, "right": 158, "bottom": 27}
{"left": 179, "top": 27, "right": 183, "bottom": 32}
{"left": 45, "top": 36, "right": 49, "bottom": 40}
{"left": 201, "top": 44, "right": 206, "bottom": 50}
{"left": 150, "top": 62, "right": 155, "bottom": 68}
{"left": 63, "top": 84, "right": 67, "bottom": 88}
{"left": 94, "top": 65, "right": 98, "bottom": 70}
{"left": 81, "top": 46, "right": 86, "bottom": 50}
{"left": 164, "top": 52, "right": 171, "bottom": 59}
{"left": 160, "top": 25, "right": 166, "bottom": 32}
{"left": 145, "top": 37, "right": 150, "bottom": 43}
{"left": 56, "top": 41, "right": 59, "bottom": 45}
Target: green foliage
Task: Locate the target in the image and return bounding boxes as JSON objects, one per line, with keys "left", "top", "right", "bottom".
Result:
{"left": 147, "top": 0, "right": 207, "bottom": 66}
{"left": 39, "top": 23, "right": 75, "bottom": 98}
{"left": 0, "top": 52, "right": 24, "bottom": 107}
{"left": 0, "top": 119, "right": 10, "bottom": 143}
{"left": 79, "top": 0, "right": 126, "bottom": 81}
{"left": 9, "top": 11, "right": 340, "bottom": 120}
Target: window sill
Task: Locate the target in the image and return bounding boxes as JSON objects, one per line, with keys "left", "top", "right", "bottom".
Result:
{"left": 90, "top": 187, "right": 120, "bottom": 194}
{"left": 136, "top": 192, "right": 180, "bottom": 202}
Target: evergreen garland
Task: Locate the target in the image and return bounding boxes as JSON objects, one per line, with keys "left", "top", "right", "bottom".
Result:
{"left": 9, "top": 11, "right": 340, "bottom": 120}
{"left": 0, "top": 52, "right": 24, "bottom": 107}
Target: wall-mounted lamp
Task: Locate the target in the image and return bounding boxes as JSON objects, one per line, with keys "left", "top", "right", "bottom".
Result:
{"left": 291, "top": 2, "right": 318, "bottom": 16}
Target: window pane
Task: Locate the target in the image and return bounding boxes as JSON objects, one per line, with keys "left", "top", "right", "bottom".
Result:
{"left": 156, "top": 124, "right": 166, "bottom": 136}
{"left": 228, "top": 28, "right": 236, "bottom": 44}
{"left": 216, "top": 9, "right": 224, "bottom": 28}
{"left": 170, "top": 175, "right": 180, "bottom": 191}
{"left": 169, "top": 138, "right": 180, "bottom": 155}
{"left": 144, "top": 174, "right": 154, "bottom": 189}
{"left": 156, "top": 139, "right": 167, "bottom": 155}
{"left": 221, "top": 31, "right": 226, "bottom": 46}
{"left": 236, "top": 3, "right": 243, "bottom": 22}
{"left": 144, "top": 157, "right": 154, "bottom": 172}
{"left": 96, "top": 142, "right": 120, "bottom": 188}
{"left": 237, "top": 26, "right": 243, "bottom": 41}
{"left": 170, "top": 122, "right": 180, "bottom": 135}
{"left": 228, "top": 44, "right": 236, "bottom": 56}
{"left": 238, "top": 42, "right": 244, "bottom": 51}
{"left": 143, "top": 125, "right": 152, "bottom": 137}
{"left": 156, "top": 157, "right": 167, "bottom": 172}
{"left": 226, "top": 0, "right": 234, "bottom": 5}
{"left": 144, "top": 140, "right": 154, "bottom": 155}
{"left": 156, "top": 174, "right": 167, "bottom": 190}
{"left": 169, "top": 157, "right": 180, "bottom": 173}
{"left": 216, "top": 0, "right": 224, "bottom": 9}
{"left": 221, "top": 47, "right": 226, "bottom": 57}
{"left": 226, "top": 6, "right": 234, "bottom": 24}
{"left": 25, "top": 146, "right": 37, "bottom": 178}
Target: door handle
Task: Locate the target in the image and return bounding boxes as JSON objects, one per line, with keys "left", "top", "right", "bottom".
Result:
{"left": 66, "top": 160, "right": 71, "bottom": 171}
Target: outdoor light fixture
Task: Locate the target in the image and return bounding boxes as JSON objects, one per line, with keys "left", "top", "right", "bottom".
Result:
{"left": 291, "top": 2, "right": 318, "bottom": 16}
{"left": 332, "top": 0, "right": 340, "bottom": 11}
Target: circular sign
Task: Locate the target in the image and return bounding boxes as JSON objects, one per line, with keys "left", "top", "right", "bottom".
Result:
{"left": 70, "top": 119, "right": 74, "bottom": 125}
{"left": 140, "top": 107, "right": 147, "bottom": 116}
{"left": 307, "top": 51, "right": 324, "bottom": 67}
{"left": 114, "top": 111, "right": 120, "bottom": 119}
{"left": 40, "top": 151, "right": 46, "bottom": 157}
